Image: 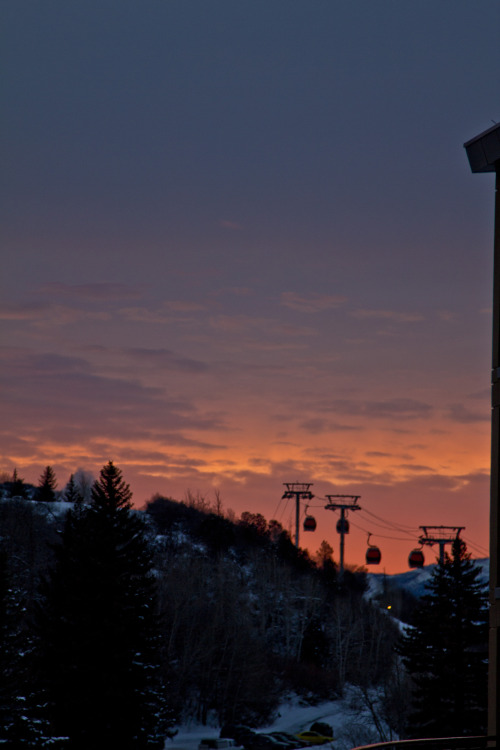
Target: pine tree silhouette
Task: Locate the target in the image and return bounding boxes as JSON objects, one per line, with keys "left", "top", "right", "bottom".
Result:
{"left": 62, "top": 474, "right": 83, "bottom": 503}
{"left": 10, "top": 468, "right": 27, "bottom": 498}
{"left": 36, "top": 466, "right": 57, "bottom": 502}
{"left": 398, "top": 538, "right": 488, "bottom": 737}
{"left": 35, "top": 461, "right": 171, "bottom": 748}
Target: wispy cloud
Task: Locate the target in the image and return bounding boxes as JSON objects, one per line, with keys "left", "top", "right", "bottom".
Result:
{"left": 208, "top": 314, "right": 317, "bottom": 341}
{"left": 40, "top": 282, "right": 144, "bottom": 301}
{"left": 118, "top": 300, "right": 207, "bottom": 323}
{"left": 218, "top": 219, "right": 243, "bottom": 230}
{"left": 350, "top": 308, "right": 425, "bottom": 322}
{"left": 298, "top": 418, "right": 360, "bottom": 434}
{"left": 214, "top": 286, "right": 253, "bottom": 298}
{"left": 437, "top": 310, "right": 456, "bottom": 322}
{"left": 122, "top": 347, "right": 209, "bottom": 373}
{"left": 445, "top": 403, "right": 489, "bottom": 423}
{"left": 312, "top": 397, "right": 434, "bottom": 421}
{"left": 0, "top": 302, "right": 48, "bottom": 321}
{"left": 281, "top": 292, "right": 347, "bottom": 313}
{"left": 0, "top": 301, "right": 110, "bottom": 326}
{"left": 118, "top": 307, "right": 173, "bottom": 324}
{"left": 162, "top": 300, "right": 207, "bottom": 312}
{"left": 395, "top": 462, "right": 434, "bottom": 473}
{"left": 0, "top": 348, "right": 227, "bottom": 454}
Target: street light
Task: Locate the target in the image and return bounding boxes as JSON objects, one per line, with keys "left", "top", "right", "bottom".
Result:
{"left": 464, "top": 120, "right": 500, "bottom": 739}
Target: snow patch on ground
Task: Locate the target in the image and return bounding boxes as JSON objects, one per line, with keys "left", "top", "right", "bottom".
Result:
{"left": 167, "top": 686, "right": 393, "bottom": 750}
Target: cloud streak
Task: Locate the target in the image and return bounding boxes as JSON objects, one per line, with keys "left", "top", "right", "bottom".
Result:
{"left": 350, "top": 308, "right": 425, "bottom": 323}
{"left": 39, "top": 282, "right": 144, "bottom": 301}
{"left": 281, "top": 292, "right": 347, "bottom": 313}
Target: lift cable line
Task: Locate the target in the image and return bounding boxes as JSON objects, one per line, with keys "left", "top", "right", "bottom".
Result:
{"left": 300, "top": 501, "right": 331, "bottom": 510}
{"left": 271, "top": 495, "right": 286, "bottom": 522}
{"left": 356, "top": 512, "right": 418, "bottom": 538}
{"left": 349, "top": 518, "right": 420, "bottom": 542}
{"left": 353, "top": 517, "right": 423, "bottom": 568}
{"left": 361, "top": 507, "right": 418, "bottom": 534}
{"left": 463, "top": 536, "right": 489, "bottom": 557}
{"left": 281, "top": 483, "right": 314, "bottom": 548}
{"left": 324, "top": 494, "right": 361, "bottom": 576}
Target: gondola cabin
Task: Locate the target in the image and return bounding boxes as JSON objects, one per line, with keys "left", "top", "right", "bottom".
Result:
{"left": 336, "top": 519, "right": 349, "bottom": 534}
{"left": 366, "top": 546, "right": 381, "bottom": 565}
{"left": 408, "top": 549, "right": 424, "bottom": 569}
{"left": 303, "top": 515, "right": 317, "bottom": 532}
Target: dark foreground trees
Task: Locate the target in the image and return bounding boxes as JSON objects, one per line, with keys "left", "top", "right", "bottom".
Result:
{"left": 4, "top": 473, "right": 489, "bottom": 744}
{"left": 34, "top": 461, "right": 170, "bottom": 749}
{"left": 398, "top": 538, "right": 488, "bottom": 738}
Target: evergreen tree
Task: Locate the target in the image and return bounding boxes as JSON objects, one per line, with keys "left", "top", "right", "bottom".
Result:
{"left": 10, "top": 468, "right": 27, "bottom": 499}
{"left": 36, "top": 466, "right": 57, "bottom": 502}
{"left": 62, "top": 474, "right": 83, "bottom": 503}
{"left": 398, "top": 538, "right": 488, "bottom": 738}
{"left": 35, "top": 461, "right": 171, "bottom": 748}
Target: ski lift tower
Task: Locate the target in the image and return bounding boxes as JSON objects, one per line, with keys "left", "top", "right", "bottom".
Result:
{"left": 282, "top": 483, "right": 314, "bottom": 548}
{"left": 325, "top": 495, "right": 361, "bottom": 576}
{"left": 418, "top": 525, "right": 465, "bottom": 565}
{"left": 465, "top": 121, "right": 500, "bottom": 739}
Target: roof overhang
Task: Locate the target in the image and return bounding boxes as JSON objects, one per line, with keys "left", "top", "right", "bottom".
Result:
{"left": 464, "top": 122, "right": 500, "bottom": 173}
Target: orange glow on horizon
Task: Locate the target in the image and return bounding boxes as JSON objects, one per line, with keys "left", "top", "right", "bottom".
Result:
{"left": 6, "top": 405, "right": 490, "bottom": 575}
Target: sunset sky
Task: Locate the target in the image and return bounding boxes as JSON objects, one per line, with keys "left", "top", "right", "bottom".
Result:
{"left": 2, "top": 1, "right": 499, "bottom": 572}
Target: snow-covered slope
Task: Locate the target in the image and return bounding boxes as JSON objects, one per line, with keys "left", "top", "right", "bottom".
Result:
{"left": 367, "top": 558, "right": 489, "bottom": 600}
